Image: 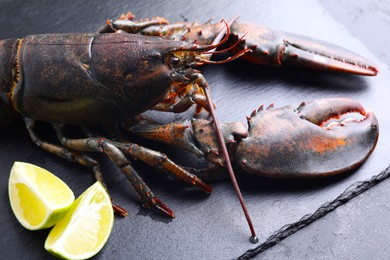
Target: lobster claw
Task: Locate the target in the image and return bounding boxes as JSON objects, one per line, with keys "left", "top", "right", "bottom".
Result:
{"left": 230, "top": 21, "right": 379, "bottom": 76}
{"left": 99, "top": 14, "right": 378, "bottom": 75}
{"left": 235, "top": 98, "right": 379, "bottom": 178}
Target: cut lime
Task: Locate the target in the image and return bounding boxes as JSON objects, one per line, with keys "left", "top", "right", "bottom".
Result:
{"left": 8, "top": 162, "right": 75, "bottom": 230}
{"left": 45, "top": 181, "right": 114, "bottom": 260}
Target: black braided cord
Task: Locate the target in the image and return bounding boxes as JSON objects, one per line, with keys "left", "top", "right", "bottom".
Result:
{"left": 238, "top": 164, "right": 390, "bottom": 259}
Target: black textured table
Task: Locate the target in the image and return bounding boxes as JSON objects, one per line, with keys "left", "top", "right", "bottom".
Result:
{"left": 1, "top": 1, "right": 389, "bottom": 259}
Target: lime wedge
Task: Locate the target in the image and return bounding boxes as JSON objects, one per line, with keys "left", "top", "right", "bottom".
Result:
{"left": 45, "top": 181, "right": 114, "bottom": 260}
{"left": 8, "top": 161, "right": 75, "bottom": 230}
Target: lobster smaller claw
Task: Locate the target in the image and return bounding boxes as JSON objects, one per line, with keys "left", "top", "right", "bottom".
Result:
{"left": 236, "top": 98, "right": 379, "bottom": 178}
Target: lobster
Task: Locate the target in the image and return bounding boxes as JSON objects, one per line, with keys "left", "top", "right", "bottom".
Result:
{"left": 1, "top": 11, "right": 379, "bottom": 242}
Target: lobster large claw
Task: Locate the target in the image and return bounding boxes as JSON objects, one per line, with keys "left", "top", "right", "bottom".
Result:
{"left": 235, "top": 98, "right": 379, "bottom": 178}
{"left": 129, "top": 98, "right": 379, "bottom": 178}
{"left": 229, "top": 21, "right": 379, "bottom": 76}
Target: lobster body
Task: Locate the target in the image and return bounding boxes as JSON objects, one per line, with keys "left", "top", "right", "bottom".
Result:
{"left": 0, "top": 13, "right": 380, "bottom": 221}
{"left": 1, "top": 33, "right": 191, "bottom": 125}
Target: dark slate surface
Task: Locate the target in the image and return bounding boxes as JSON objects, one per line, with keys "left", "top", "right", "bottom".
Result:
{"left": 0, "top": 0, "right": 389, "bottom": 259}
{"left": 260, "top": 1, "right": 390, "bottom": 259}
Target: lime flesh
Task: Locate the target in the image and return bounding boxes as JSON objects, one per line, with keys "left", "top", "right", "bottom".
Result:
{"left": 45, "top": 181, "right": 114, "bottom": 260}
{"left": 8, "top": 162, "right": 75, "bottom": 230}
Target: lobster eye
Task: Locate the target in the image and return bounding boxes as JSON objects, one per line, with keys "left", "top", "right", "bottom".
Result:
{"left": 169, "top": 56, "right": 181, "bottom": 66}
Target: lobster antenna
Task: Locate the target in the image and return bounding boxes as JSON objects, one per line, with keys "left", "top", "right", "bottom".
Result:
{"left": 200, "top": 47, "right": 251, "bottom": 65}
{"left": 198, "top": 16, "right": 252, "bottom": 65}
{"left": 191, "top": 16, "right": 257, "bottom": 243}
{"left": 203, "top": 32, "right": 248, "bottom": 55}
{"left": 203, "top": 86, "right": 258, "bottom": 244}
{"left": 209, "top": 16, "right": 239, "bottom": 50}
{"left": 186, "top": 17, "right": 235, "bottom": 53}
{"left": 202, "top": 17, "right": 258, "bottom": 241}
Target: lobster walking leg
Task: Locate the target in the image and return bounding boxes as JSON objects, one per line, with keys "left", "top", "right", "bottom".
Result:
{"left": 52, "top": 124, "right": 175, "bottom": 218}
{"left": 24, "top": 118, "right": 128, "bottom": 216}
{"left": 24, "top": 118, "right": 86, "bottom": 164}
{"left": 66, "top": 124, "right": 211, "bottom": 193}
{"left": 112, "top": 142, "right": 212, "bottom": 193}
{"left": 98, "top": 15, "right": 168, "bottom": 34}
{"left": 152, "top": 92, "right": 210, "bottom": 114}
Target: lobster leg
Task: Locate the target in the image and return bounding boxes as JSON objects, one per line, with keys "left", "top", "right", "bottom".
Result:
{"left": 152, "top": 93, "right": 210, "bottom": 114}
{"left": 112, "top": 142, "right": 212, "bottom": 193}
{"left": 82, "top": 124, "right": 211, "bottom": 193}
{"left": 23, "top": 118, "right": 128, "bottom": 216}
{"left": 96, "top": 12, "right": 190, "bottom": 38}
{"left": 53, "top": 123, "right": 175, "bottom": 218}
{"left": 97, "top": 14, "right": 169, "bottom": 34}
